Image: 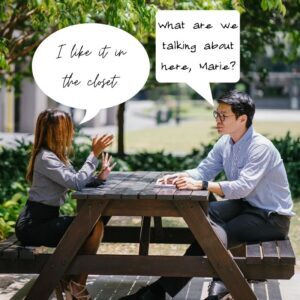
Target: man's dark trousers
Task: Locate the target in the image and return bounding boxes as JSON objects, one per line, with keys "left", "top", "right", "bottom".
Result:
{"left": 157, "top": 199, "right": 290, "bottom": 297}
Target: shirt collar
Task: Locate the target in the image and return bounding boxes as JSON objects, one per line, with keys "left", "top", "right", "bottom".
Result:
{"left": 229, "top": 125, "right": 254, "bottom": 147}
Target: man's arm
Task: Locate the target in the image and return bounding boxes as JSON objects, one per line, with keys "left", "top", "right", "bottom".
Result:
{"left": 175, "top": 177, "right": 224, "bottom": 196}
{"left": 176, "top": 144, "right": 273, "bottom": 199}
{"left": 185, "top": 136, "right": 226, "bottom": 180}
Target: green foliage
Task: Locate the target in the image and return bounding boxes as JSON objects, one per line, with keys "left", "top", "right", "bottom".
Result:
{"left": 0, "top": 0, "right": 292, "bottom": 87}
{"left": 0, "top": 191, "right": 27, "bottom": 240}
{"left": 0, "top": 131, "right": 299, "bottom": 240}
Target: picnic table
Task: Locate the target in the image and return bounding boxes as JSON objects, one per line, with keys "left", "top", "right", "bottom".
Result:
{"left": 24, "top": 171, "right": 265, "bottom": 299}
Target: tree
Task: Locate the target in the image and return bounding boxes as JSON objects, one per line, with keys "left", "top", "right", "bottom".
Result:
{"left": 1, "top": 0, "right": 298, "bottom": 155}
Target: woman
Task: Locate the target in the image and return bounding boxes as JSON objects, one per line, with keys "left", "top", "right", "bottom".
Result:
{"left": 15, "top": 109, "right": 115, "bottom": 299}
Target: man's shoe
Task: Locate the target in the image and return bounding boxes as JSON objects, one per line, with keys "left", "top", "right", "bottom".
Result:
{"left": 204, "top": 280, "right": 229, "bottom": 300}
{"left": 119, "top": 285, "right": 166, "bottom": 300}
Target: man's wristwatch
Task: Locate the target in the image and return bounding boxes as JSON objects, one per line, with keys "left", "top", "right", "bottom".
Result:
{"left": 201, "top": 180, "right": 209, "bottom": 190}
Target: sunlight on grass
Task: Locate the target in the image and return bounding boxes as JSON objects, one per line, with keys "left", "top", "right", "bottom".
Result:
{"left": 124, "top": 119, "right": 300, "bottom": 153}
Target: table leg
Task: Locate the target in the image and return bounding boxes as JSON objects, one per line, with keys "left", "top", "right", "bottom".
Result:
{"left": 139, "top": 216, "right": 151, "bottom": 255}
{"left": 25, "top": 199, "right": 109, "bottom": 300}
{"left": 153, "top": 216, "right": 164, "bottom": 240}
{"left": 174, "top": 200, "right": 257, "bottom": 300}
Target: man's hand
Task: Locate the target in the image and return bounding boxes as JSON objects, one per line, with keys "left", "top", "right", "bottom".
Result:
{"left": 174, "top": 177, "right": 202, "bottom": 190}
{"left": 157, "top": 172, "right": 189, "bottom": 185}
{"left": 98, "top": 152, "right": 117, "bottom": 180}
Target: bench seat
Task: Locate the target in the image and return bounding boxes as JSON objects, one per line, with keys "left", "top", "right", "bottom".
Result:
{"left": 0, "top": 234, "right": 295, "bottom": 280}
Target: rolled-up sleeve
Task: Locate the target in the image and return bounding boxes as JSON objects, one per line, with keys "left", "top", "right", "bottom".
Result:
{"left": 38, "top": 152, "right": 99, "bottom": 191}
{"left": 186, "top": 137, "right": 224, "bottom": 180}
{"left": 219, "top": 145, "right": 272, "bottom": 199}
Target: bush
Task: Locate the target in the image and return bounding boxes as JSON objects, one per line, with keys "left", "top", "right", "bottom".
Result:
{"left": 0, "top": 132, "right": 299, "bottom": 239}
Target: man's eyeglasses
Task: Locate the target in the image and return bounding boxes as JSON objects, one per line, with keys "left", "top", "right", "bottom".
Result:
{"left": 213, "top": 110, "right": 235, "bottom": 122}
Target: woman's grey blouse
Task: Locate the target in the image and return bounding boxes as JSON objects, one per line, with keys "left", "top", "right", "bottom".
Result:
{"left": 29, "top": 149, "right": 99, "bottom": 207}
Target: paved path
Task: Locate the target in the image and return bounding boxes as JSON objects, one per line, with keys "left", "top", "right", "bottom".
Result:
{"left": 0, "top": 272, "right": 299, "bottom": 299}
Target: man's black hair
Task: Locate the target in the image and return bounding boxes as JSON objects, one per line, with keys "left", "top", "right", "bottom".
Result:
{"left": 217, "top": 90, "right": 255, "bottom": 128}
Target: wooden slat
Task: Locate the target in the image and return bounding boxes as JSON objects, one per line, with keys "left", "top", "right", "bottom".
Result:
{"left": 103, "top": 172, "right": 149, "bottom": 199}
{"left": 138, "top": 172, "right": 164, "bottom": 200}
{"left": 173, "top": 189, "right": 193, "bottom": 200}
{"left": 246, "top": 243, "right": 262, "bottom": 264}
{"left": 190, "top": 190, "right": 209, "bottom": 201}
{"left": 156, "top": 186, "right": 177, "bottom": 200}
{"left": 277, "top": 239, "right": 296, "bottom": 264}
{"left": 102, "top": 226, "right": 194, "bottom": 244}
{"left": 261, "top": 241, "right": 279, "bottom": 264}
{"left": 81, "top": 172, "right": 132, "bottom": 200}
{"left": 0, "top": 235, "right": 18, "bottom": 254}
{"left": 103, "top": 199, "right": 180, "bottom": 217}
{"left": 0, "top": 254, "right": 295, "bottom": 279}
{"left": 230, "top": 244, "right": 246, "bottom": 257}
{"left": 122, "top": 172, "right": 159, "bottom": 200}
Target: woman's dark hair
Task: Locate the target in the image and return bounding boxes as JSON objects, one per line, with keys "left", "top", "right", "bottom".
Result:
{"left": 217, "top": 90, "right": 255, "bottom": 128}
{"left": 26, "top": 109, "right": 73, "bottom": 183}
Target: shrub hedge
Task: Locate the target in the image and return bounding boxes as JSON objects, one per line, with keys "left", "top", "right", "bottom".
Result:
{"left": 0, "top": 132, "right": 299, "bottom": 239}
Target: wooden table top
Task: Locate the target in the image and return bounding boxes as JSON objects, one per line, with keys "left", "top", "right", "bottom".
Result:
{"left": 73, "top": 171, "right": 208, "bottom": 201}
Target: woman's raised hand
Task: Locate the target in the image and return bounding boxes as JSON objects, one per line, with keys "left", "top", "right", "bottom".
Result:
{"left": 98, "top": 152, "right": 117, "bottom": 180}
{"left": 92, "top": 134, "right": 113, "bottom": 158}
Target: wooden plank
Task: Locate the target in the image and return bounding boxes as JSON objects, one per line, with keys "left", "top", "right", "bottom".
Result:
{"left": 174, "top": 200, "right": 257, "bottom": 300}
{"left": 139, "top": 172, "right": 165, "bottom": 200}
{"left": 230, "top": 244, "right": 246, "bottom": 257}
{"left": 122, "top": 172, "right": 159, "bottom": 200}
{"left": 102, "top": 199, "right": 180, "bottom": 217}
{"left": 0, "top": 235, "right": 18, "bottom": 254}
{"left": 190, "top": 190, "right": 209, "bottom": 202}
{"left": 0, "top": 254, "right": 295, "bottom": 279}
{"left": 156, "top": 186, "right": 177, "bottom": 200}
{"left": 25, "top": 199, "right": 109, "bottom": 300}
{"left": 277, "top": 239, "right": 296, "bottom": 264}
{"left": 102, "top": 226, "right": 194, "bottom": 244}
{"left": 246, "top": 243, "right": 262, "bottom": 264}
{"left": 261, "top": 241, "right": 279, "bottom": 264}
{"left": 173, "top": 189, "right": 193, "bottom": 200}
{"left": 76, "top": 172, "right": 133, "bottom": 200}
{"left": 139, "top": 217, "right": 151, "bottom": 255}
{"left": 103, "top": 172, "right": 149, "bottom": 199}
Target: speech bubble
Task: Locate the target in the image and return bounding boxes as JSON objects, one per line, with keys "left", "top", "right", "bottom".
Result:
{"left": 32, "top": 23, "right": 150, "bottom": 123}
{"left": 156, "top": 10, "right": 240, "bottom": 106}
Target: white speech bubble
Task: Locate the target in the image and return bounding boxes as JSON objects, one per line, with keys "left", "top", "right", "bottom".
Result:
{"left": 156, "top": 10, "right": 240, "bottom": 106}
{"left": 32, "top": 23, "right": 150, "bottom": 123}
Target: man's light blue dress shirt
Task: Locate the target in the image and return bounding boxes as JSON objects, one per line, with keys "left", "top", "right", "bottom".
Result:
{"left": 186, "top": 126, "right": 294, "bottom": 216}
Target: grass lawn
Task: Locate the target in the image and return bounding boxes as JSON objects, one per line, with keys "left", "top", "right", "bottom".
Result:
{"left": 121, "top": 119, "right": 300, "bottom": 153}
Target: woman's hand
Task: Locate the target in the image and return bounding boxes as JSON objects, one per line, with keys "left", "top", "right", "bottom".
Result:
{"left": 92, "top": 134, "right": 113, "bottom": 158}
{"left": 157, "top": 172, "right": 189, "bottom": 185}
{"left": 174, "top": 177, "right": 202, "bottom": 190}
{"left": 98, "top": 152, "right": 117, "bottom": 180}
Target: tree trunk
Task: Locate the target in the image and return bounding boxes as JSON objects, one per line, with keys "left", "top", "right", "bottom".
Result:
{"left": 117, "top": 102, "right": 126, "bottom": 157}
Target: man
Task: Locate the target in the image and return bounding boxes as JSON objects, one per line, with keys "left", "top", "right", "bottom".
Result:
{"left": 119, "top": 90, "right": 294, "bottom": 300}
